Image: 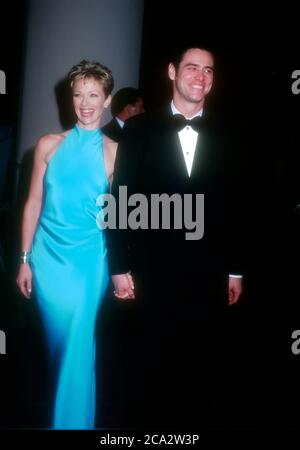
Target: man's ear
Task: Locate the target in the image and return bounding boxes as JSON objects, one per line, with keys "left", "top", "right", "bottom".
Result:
{"left": 168, "top": 63, "right": 176, "bottom": 81}
{"left": 104, "top": 94, "right": 112, "bottom": 109}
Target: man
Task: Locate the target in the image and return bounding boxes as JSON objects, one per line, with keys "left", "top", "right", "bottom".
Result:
{"left": 107, "top": 45, "right": 245, "bottom": 427}
{"left": 101, "top": 87, "right": 144, "bottom": 142}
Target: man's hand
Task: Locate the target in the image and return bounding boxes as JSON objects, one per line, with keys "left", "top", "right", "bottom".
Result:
{"left": 228, "top": 277, "right": 243, "bottom": 305}
{"left": 112, "top": 272, "right": 135, "bottom": 301}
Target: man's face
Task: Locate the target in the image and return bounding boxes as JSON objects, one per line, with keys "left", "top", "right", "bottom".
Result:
{"left": 128, "top": 97, "right": 144, "bottom": 118}
{"left": 168, "top": 48, "right": 214, "bottom": 109}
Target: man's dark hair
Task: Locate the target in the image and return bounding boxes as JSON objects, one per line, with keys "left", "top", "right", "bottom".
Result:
{"left": 170, "top": 42, "right": 216, "bottom": 71}
{"left": 111, "top": 87, "right": 142, "bottom": 116}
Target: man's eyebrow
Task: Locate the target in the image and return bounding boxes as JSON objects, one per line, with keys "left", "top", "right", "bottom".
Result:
{"left": 183, "top": 63, "right": 214, "bottom": 70}
{"left": 183, "top": 63, "right": 198, "bottom": 68}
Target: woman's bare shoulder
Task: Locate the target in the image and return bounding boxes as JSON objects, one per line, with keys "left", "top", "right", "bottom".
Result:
{"left": 36, "top": 130, "right": 71, "bottom": 162}
{"left": 102, "top": 134, "right": 118, "bottom": 182}
{"left": 103, "top": 134, "right": 118, "bottom": 152}
{"left": 36, "top": 130, "right": 69, "bottom": 148}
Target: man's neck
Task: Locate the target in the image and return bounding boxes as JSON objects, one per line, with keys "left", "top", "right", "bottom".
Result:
{"left": 171, "top": 100, "right": 203, "bottom": 119}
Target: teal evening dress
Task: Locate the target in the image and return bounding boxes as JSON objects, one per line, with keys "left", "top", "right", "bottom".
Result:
{"left": 30, "top": 124, "right": 109, "bottom": 429}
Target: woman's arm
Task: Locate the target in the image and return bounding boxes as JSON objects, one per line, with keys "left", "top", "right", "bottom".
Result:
{"left": 103, "top": 136, "right": 135, "bottom": 299}
{"left": 16, "top": 134, "right": 61, "bottom": 298}
{"left": 21, "top": 137, "right": 48, "bottom": 251}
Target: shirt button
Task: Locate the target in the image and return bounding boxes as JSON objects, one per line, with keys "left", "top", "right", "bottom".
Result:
{"left": 186, "top": 126, "right": 190, "bottom": 130}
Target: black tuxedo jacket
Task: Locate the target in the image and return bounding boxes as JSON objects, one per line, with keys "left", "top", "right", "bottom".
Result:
{"left": 101, "top": 117, "right": 123, "bottom": 142}
{"left": 107, "top": 107, "right": 246, "bottom": 307}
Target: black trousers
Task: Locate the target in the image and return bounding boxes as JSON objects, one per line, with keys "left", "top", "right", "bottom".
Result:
{"left": 117, "top": 276, "right": 225, "bottom": 428}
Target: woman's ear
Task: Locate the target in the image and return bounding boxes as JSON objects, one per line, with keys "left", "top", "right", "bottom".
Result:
{"left": 104, "top": 94, "right": 112, "bottom": 109}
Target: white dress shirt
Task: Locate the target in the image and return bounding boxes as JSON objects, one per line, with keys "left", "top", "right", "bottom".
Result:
{"left": 171, "top": 101, "right": 202, "bottom": 177}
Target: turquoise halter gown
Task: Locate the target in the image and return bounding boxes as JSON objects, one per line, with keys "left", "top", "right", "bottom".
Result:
{"left": 30, "top": 124, "right": 109, "bottom": 429}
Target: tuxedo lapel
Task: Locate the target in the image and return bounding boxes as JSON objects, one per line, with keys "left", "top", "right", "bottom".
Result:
{"left": 167, "top": 129, "right": 190, "bottom": 180}
{"left": 154, "top": 127, "right": 192, "bottom": 188}
{"left": 160, "top": 107, "right": 212, "bottom": 183}
{"left": 189, "top": 120, "right": 222, "bottom": 191}
{"left": 157, "top": 108, "right": 195, "bottom": 182}
{"left": 190, "top": 129, "right": 208, "bottom": 180}
{"left": 102, "top": 117, "right": 122, "bottom": 142}
{"left": 142, "top": 108, "right": 220, "bottom": 192}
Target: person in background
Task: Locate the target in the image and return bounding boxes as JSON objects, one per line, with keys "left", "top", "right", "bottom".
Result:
{"left": 101, "top": 87, "right": 144, "bottom": 142}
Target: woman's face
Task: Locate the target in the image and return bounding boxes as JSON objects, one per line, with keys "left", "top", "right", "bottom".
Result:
{"left": 72, "top": 76, "right": 111, "bottom": 129}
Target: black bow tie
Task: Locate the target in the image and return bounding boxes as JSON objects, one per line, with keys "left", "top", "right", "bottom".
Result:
{"left": 172, "top": 114, "right": 203, "bottom": 132}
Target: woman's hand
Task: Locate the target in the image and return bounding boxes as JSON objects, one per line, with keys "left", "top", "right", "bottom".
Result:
{"left": 112, "top": 272, "right": 135, "bottom": 301}
{"left": 228, "top": 277, "right": 243, "bottom": 305}
{"left": 16, "top": 264, "right": 32, "bottom": 299}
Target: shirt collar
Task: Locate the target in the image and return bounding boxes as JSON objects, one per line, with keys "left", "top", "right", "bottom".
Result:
{"left": 116, "top": 117, "right": 125, "bottom": 128}
{"left": 171, "top": 100, "right": 203, "bottom": 119}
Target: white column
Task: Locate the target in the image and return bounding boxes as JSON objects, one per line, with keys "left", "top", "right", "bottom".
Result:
{"left": 17, "top": 0, "right": 144, "bottom": 160}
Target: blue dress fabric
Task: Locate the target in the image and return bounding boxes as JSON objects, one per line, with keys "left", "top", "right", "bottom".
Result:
{"left": 31, "top": 125, "right": 109, "bottom": 429}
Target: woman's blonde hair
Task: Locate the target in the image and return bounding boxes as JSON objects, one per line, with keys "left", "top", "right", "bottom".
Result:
{"left": 68, "top": 59, "right": 114, "bottom": 98}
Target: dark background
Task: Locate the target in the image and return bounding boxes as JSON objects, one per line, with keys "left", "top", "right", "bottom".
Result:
{"left": 1, "top": 0, "right": 300, "bottom": 431}
{"left": 140, "top": 1, "right": 300, "bottom": 120}
{"left": 0, "top": 2, "right": 27, "bottom": 124}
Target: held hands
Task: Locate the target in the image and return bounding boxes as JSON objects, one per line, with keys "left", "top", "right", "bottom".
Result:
{"left": 112, "top": 273, "right": 241, "bottom": 304}
{"left": 112, "top": 272, "right": 135, "bottom": 301}
{"left": 16, "top": 264, "right": 32, "bottom": 299}
{"left": 228, "top": 277, "right": 243, "bottom": 305}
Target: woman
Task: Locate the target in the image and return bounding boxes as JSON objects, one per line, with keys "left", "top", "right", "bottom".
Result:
{"left": 16, "top": 60, "right": 133, "bottom": 429}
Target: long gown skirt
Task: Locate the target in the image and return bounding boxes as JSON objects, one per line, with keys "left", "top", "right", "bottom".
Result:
{"left": 30, "top": 125, "right": 109, "bottom": 429}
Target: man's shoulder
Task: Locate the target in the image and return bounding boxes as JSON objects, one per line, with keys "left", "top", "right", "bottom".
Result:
{"left": 102, "top": 118, "right": 119, "bottom": 132}
{"left": 102, "top": 118, "right": 122, "bottom": 141}
{"left": 124, "top": 107, "right": 171, "bottom": 133}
